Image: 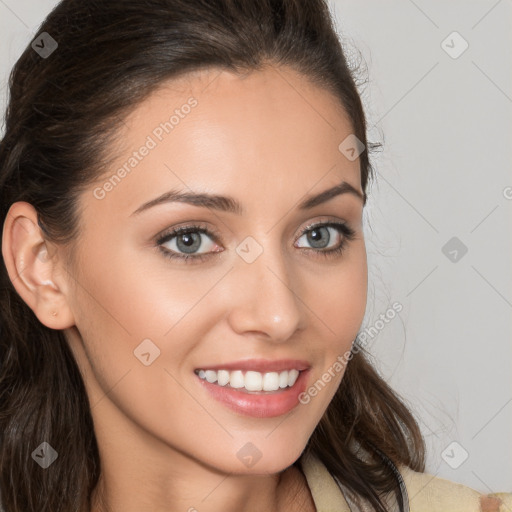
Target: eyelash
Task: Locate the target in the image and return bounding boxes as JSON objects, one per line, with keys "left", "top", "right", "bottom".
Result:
{"left": 156, "top": 221, "right": 356, "bottom": 264}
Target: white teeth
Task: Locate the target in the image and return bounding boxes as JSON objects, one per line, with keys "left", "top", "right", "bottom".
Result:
{"left": 279, "top": 370, "right": 289, "bottom": 388}
{"left": 204, "top": 370, "right": 217, "bottom": 383}
{"left": 230, "top": 370, "right": 245, "bottom": 389}
{"left": 263, "top": 372, "right": 279, "bottom": 392}
{"left": 196, "top": 368, "right": 301, "bottom": 391}
{"left": 245, "top": 371, "right": 262, "bottom": 391}
{"left": 217, "top": 370, "right": 230, "bottom": 386}
{"left": 288, "top": 369, "right": 299, "bottom": 387}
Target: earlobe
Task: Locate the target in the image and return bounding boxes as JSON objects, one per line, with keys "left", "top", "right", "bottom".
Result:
{"left": 1, "top": 201, "right": 75, "bottom": 330}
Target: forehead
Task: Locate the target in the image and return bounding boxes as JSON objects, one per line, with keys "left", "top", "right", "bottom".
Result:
{"left": 84, "top": 64, "right": 362, "bottom": 221}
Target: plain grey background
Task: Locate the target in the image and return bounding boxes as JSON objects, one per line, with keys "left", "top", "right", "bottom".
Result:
{"left": 1, "top": 0, "right": 511, "bottom": 495}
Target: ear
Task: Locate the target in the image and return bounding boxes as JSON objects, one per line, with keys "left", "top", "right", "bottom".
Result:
{"left": 1, "top": 201, "right": 75, "bottom": 330}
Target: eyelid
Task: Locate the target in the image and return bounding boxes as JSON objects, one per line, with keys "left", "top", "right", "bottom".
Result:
{"left": 294, "top": 218, "right": 348, "bottom": 242}
{"left": 155, "top": 221, "right": 222, "bottom": 245}
{"left": 155, "top": 216, "right": 351, "bottom": 244}
{"left": 154, "top": 215, "right": 356, "bottom": 264}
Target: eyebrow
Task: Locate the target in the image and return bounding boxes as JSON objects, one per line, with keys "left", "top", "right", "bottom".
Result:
{"left": 131, "top": 180, "right": 366, "bottom": 217}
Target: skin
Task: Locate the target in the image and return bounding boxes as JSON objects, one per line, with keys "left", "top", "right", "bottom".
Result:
{"left": 2, "top": 64, "right": 367, "bottom": 512}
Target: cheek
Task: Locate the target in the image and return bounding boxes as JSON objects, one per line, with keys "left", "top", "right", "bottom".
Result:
{"left": 319, "top": 241, "right": 368, "bottom": 343}
{"left": 305, "top": 242, "right": 367, "bottom": 400}
{"left": 70, "top": 235, "right": 215, "bottom": 342}
{"left": 66, "top": 238, "right": 230, "bottom": 412}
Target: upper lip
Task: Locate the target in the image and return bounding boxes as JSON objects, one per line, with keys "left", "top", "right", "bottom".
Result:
{"left": 195, "top": 358, "right": 311, "bottom": 373}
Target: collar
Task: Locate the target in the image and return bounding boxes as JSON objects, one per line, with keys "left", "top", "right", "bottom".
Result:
{"left": 299, "top": 452, "right": 351, "bottom": 512}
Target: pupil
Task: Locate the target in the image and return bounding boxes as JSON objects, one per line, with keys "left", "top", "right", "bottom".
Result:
{"left": 308, "top": 227, "right": 329, "bottom": 248}
{"left": 182, "top": 234, "right": 194, "bottom": 246}
{"left": 176, "top": 232, "right": 201, "bottom": 254}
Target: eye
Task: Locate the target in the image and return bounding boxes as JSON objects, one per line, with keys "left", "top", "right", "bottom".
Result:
{"left": 156, "top": 224, "right": 221, "bottom": 263}
{"left": 295, "top": 221, "right": 356, "bottom": 259}
{"left": 156, "top": 220, "right": 356, "bottom": 264}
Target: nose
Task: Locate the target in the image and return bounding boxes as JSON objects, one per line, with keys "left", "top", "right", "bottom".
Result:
{"left": 225, "top": 242, "right": 304, "bottom": 343}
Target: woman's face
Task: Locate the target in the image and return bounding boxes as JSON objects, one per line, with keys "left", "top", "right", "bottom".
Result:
{"left": 62, "top": 64, "right": 367, "bottom": 476}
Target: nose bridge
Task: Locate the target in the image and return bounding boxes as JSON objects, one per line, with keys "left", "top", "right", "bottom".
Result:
{"left": 227, "top": 234, "right": 302, "bottom": 340}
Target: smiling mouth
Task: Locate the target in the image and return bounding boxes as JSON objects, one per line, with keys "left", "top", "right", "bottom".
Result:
{"left": 194, "top": 368, "right": 302, "bottom": 393}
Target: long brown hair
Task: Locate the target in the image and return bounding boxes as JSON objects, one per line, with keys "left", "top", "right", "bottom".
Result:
{"left": 0, "top": 1, "right": 425, "bottom": 510}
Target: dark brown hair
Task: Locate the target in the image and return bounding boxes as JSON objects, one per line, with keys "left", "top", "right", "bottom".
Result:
{"left": 0, "top": 1, "right": 425, "bottom": 511}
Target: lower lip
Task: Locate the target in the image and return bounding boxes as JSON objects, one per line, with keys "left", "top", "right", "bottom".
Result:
{"left": 195, "top": 370, "right": 310, "bottom": 418}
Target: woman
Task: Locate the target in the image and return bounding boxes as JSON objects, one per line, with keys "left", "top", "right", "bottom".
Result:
{"left": 0, "top": 1, "right": 510, "bottom": 511}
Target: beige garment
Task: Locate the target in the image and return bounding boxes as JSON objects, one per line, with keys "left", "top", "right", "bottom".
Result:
{"left": 300, "top": 452, "right": 512, "bottom": 512}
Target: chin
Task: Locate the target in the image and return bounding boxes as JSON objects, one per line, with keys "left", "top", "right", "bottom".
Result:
{"left": 218, "top": 438, "right": 307, "bottom": 476}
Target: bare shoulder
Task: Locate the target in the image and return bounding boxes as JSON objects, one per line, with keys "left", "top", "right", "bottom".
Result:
{"left": 398, "top": 465, "right": 512, "bottom": 512}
